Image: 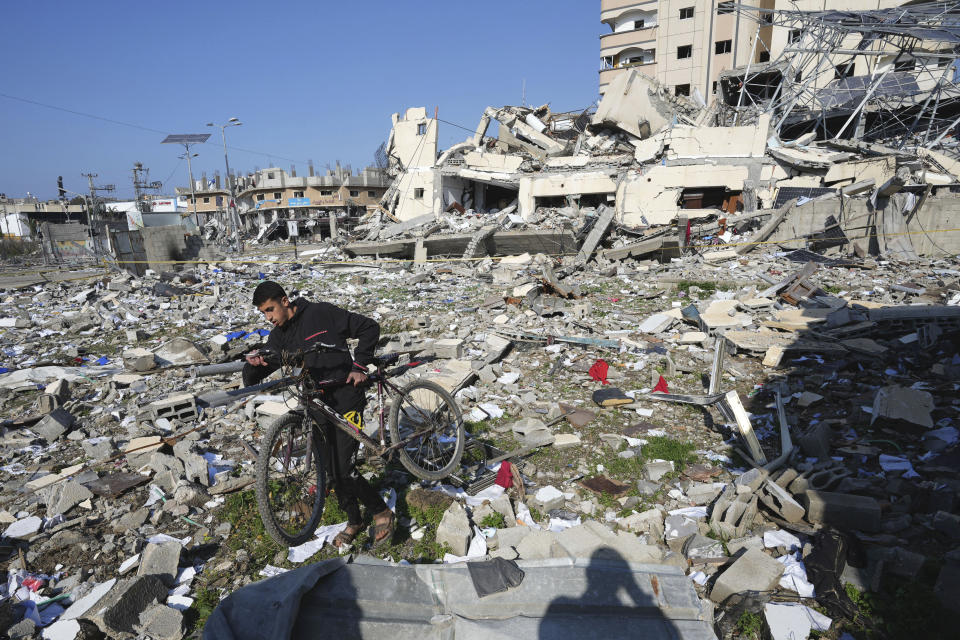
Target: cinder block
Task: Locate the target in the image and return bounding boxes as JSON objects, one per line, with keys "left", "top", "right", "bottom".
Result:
{"left": 802, "top": 490, "right": 880, "bottom": 532}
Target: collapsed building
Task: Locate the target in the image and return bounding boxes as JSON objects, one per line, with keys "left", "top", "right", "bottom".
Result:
{"left": 350, "top": 3, "right": 960, "bottom": 263}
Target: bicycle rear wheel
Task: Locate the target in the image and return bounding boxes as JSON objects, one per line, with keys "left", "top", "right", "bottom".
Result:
{"left": 388, "top": 380, "right": 464, "bottom": 481}
{"left": 255, "top": 412, "right": 325, "bottom": 546}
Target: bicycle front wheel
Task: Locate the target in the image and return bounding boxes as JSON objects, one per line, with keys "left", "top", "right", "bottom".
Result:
{"left": 388, "top": 380, "right": 464, "bottom": 481}
{"left": 255, "top": 412, "right": 325, "bottom": 546}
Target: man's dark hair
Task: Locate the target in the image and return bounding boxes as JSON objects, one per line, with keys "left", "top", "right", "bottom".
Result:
{"left": 252, "top": 281, "right": 287, "bottom": 307}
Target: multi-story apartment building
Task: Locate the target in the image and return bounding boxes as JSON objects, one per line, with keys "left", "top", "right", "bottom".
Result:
{"left": 179, "top": 164, "right": 390, "bottom": 234}
{"left": 600, "top": 0, "right": 906, "bottom": 100}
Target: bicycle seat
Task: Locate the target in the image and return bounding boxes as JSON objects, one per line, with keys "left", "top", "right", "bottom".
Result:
{"left": 374, "top": 352, "right": 401, "bottom": 367}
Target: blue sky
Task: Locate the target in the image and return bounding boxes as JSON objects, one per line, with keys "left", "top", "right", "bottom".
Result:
{"left": 1, "top": 1, "right": 599, "bottom": 200}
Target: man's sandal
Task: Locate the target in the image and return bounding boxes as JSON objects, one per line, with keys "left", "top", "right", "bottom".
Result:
{"left": 333, "top": 524, "right": 362, "bottom": 549}
{"left": 369, "top": 511, "right": 396, "bottom": 548}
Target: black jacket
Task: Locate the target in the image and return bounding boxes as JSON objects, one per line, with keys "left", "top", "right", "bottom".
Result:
{"left": 245, "top": 298, "right": 380, "bottom": 391}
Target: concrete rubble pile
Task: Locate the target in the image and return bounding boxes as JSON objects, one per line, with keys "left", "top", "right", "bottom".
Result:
{"left": 344, "top": 62, "right": 960, "bottom": 267}
{"left": 0, "top": 234, "right": 957, "bottom": 639}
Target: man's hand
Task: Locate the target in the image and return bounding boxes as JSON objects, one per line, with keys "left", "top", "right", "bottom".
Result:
{"left": 245, "top": 351, "right": 267, "bottom": 367}
{"left": 345, "top": 370, "right": 368, "bottom": 386}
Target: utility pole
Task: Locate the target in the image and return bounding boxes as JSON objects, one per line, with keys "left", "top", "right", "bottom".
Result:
{"left": 131, "top": 162, "right": 162, "bottom": 214}
{"left": 206, "top": 118, "right": 243, "bottom": 240}
{"left": 81, "top": 172, "right": 116, "bottom": 256}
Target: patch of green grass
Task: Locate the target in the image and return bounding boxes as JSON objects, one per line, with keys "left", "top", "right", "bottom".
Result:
{"left": 220, "top": 490, "right": 283, "bottom": 577}
{"left": 823, "top": 284, "right": 843, "bottom": 294}
{"left": 676, "top": 280, "right": 718, "bottom": 295}
{"left": 735, "top": 610, "right": 764, "bottom": 639}
{"left": 641, "top": 436, "right": 697, "bottom": 466}
{"left": 528, "top": 506, "right": 544, "bottom": 523}
{"left": 479, "top": 512, "right": 506, "bottom": 529}
{"left": 843, "top": 578, "right": 949, "bottom": 639}
{"left": 185, "top": 585, "right": 221, "bottom": 634}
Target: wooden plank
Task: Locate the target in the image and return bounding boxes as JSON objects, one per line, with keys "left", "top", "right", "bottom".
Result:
{"left": 724, "top": 390, "right": 767, "bottom": 465}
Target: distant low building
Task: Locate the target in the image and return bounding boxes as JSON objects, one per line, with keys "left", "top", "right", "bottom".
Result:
{"left": 0, "top": 196, "right": 87, "bottom": 237}
{"left": 178, "top": 164, "right": 390, "bottom": 236}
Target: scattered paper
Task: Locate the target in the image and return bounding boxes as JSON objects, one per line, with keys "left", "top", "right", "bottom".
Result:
{"left": 287, "top": 521, "right": 348, "bottom": 563}
{"left": 764, "top": 602, "right": 831, "bottom": 640}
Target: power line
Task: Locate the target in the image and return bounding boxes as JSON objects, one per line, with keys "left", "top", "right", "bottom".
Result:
{"left": 0, "top": 91, "right": 311, "bottom": 165}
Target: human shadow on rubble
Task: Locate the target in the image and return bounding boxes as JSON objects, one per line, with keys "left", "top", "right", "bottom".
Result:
{"left": 538, "top": 547, "right": 681, "bottom": 639}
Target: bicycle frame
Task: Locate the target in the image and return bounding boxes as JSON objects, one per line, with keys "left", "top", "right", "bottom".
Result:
{"left": 278, "top": 363, "right": 448, "bottom": 472}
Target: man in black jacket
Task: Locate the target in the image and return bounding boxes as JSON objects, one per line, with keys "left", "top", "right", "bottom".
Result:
{"left": 244, "top": 281, "right": 393, "bottom": 548}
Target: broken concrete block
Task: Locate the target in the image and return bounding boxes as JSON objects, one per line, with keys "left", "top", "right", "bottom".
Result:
{"left": 153, "top": 337, "right": 208, "bottom": 365}
{"left": 664, "top": 514, "right": 699, "bottom": 542}
{"left": 619, "top": 508, "right": 665, "bottom": 539}
{"left": 682, "top": 534, "right": 726, "bottom": 561}
{"left": 430, "top": 338, "right": 464, "bottom": 359}
{"left": 552, "top": 433, "right": 581, "bottom": 450}
{"left": 555, "top": 523, "right": 608, "bottom": 559}
{"left": 710, "top": 489, "right": 759, "bottom": 539}
{"left": 799, "top": 421, "right": 832, "bottom": 459}
{"left": 758, "top": 481, "right": 805, "bottom": 523}
{"left": 86, "top": 575, "right": 169, "bottom": 637}
{"left": 802, "top": 490, "right": 880, "bottom": 532}
{"left": 45, "top": 480, "right": 93, "bottom": 517}
{"left": 81, "top": 437, "right": 115, "bottom": 460}
{"left": 710, "top": 548, "right": 785, "bottom": 603}
{"left": 609, "top": 530, "right": 664, "bottom": 563}
{"left": 436, "top": 502, "right": 471, "bottom": 556}
{"left": 643, "top": 460, "right": 674, "bottom": 482}
{"left": 34, "top": 408, "right": 75, "bottom": 443}
{"left": 686, "top": 483, "right": 723, "bottom": 506}
{"left": 734, "top": 468, "right": 768, "bottom": 494}
{"left": 133, "top": 603, "right": 184, "bottom": 640}
{"left": 871, "top": 385, "right": 934, "bottom": 428}
{"left": 532, "top": 485, "right": 565, "bottom": 513}
{"left": 489, "top": 493, "right": 516, "bottom": 527}
{"left": 496, "top": 525, "right": 531, "bottom": 550}
{"left": 137, "top": 542, "right": 182, "bottom": 586}
{"left": 515, "top": 529, "right": 564, "bottom": 560}
{"left": 122, "top": 348, "right": 156, "bottom": 372}
{"left": 933, "top": 510, "right": 960, "bottom": 539}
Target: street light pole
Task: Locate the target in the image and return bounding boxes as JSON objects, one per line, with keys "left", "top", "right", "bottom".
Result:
{"left": 207, "top": 118, "right": 242, "bottom": 237}
{"left": 180, "top": 147, "right": 200, "bottom": 229}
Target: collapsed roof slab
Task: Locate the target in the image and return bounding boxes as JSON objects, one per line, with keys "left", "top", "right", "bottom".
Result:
{"left": 591, "top": 70, "right": 675, "bottom": 140}
{"left": 344, "top": 229, "right": 578, "bottom": 259}
{"left": 463, "top": 152, "right": 524, "bottom": 173}
{"left": 665, "top": 115, "right": 771, "bottom": 161}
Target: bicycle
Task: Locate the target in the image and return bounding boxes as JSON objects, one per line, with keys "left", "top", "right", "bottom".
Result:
{"left": 252, "top": 342, "right": 465, "bottom": 546}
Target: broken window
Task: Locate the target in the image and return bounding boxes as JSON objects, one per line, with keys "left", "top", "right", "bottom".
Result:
{"left": 758, "top": 51, "right": 771, "bottom": 63}
{"left": 835, "top": 61, "right": 855, "bottom": 79}
{"left": 417, "top": 123, "right": 427, "bottom": 136}
{"left": 293, "top": 190, "right": 304, "bottom": 198}
{"left": 680, "top": 7, "right": 693, "bottom": 19}
{"left": 320, "top": 190, "right": 333, "bottom": 196}
{"left": 678, "top": 45, "right": 692, "bottom": 60}
{"left": 349, "top": 190, "right": 359, "bottom": 197}
{"left": 632, "top": 19, "right": 645, "bottom": 29}
{"left": 712, "top": 81, "right": 718, "bottom": 94}
{"left": 601, "top": 56, "right": 615, "bottom": 69}
{"left": 414, "top": 188, "right": 424, "bottom": 199}
{"left": 367, "top": 190, "right": 376, "bottom": 197}
{"left": 717, "top": 1, "right": 734, "bottom": 14}
{"left": 894, "top": 58, "right": 916, "bottom": 72}
{"left": 202, "top": 197, "right": 210, "bottom": 203}
{"left": 267, "top": 172, "right": 274, "bottom": 180}
{"left": 789, "top": 29, "right": 802, "bottom": 44}
{"left": 273, "top": 192, "right": 282, "bottom": 200}
{"left": 715, "top": 40, "right": 732, "bottom": 54}
{"left": 256, "top": 194, "right": 265, "bottom": 201}
{"left": 675, "top": 84, "right": 691, "bottom": 96}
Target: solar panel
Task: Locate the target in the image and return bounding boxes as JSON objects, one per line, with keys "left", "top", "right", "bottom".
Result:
{"left": 161, "top": 134, "right": 211, "bottom": 144}
{"left": 818, "top": 72, "right": 922, "bottom": 110}
{"left": 774, "top": 186, "right": 837, "bottom": 208}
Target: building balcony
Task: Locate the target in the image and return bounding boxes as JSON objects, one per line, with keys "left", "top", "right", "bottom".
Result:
{"left": 599, "top": 63, "right": 657, "bottom": 90}
{"left": 601, "top": 0, "right": 658, "bottom": 26}
{"left": 599, "top": 26, "right": 658, "bottom": 52}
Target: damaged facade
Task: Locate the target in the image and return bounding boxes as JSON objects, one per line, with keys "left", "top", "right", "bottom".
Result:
{"left": 356, "top": 3, "right": 960, "bottom": 264}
